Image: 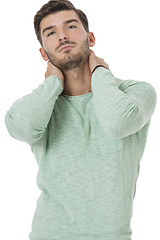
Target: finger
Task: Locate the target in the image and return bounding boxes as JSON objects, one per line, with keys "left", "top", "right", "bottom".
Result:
{"left": 48, "top": 60, "right": 52, "bottom": 64}
{"left": 89, "top": 49, "right": 95, "bottom": 54}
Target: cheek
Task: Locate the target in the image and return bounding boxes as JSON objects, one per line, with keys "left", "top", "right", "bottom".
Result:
{"left": 70, "top": 28, "right": 87, "bottom": 40}
{"left": 43, "top": 37, "right": 57, "bottom": 49}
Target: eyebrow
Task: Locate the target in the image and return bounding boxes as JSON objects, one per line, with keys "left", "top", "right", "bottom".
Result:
{"left": 42, "top": 19, "right": 80, "bottom": 35}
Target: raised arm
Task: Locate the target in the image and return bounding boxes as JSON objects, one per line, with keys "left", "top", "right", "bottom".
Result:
{"left": 89, "top": 51, "right": 157, "bottom": 140}
{"left": 5, "top": 62, "right": 64, "bottom": 145}
{"left": 91, "top": 66, "right": 157, "bottom": 140}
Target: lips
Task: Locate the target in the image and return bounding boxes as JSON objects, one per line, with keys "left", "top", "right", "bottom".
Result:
{"left": 59, "top": 45, "right": 74, "bottom": 52}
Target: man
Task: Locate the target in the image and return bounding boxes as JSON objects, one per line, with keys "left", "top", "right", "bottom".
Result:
{"left": 5, "top": 0, "right": 157, "bottom": 239}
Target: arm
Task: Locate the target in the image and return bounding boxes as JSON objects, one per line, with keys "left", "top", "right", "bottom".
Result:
{"left": 5, "top": 62, "right": 64, "bottom": 145}
{"left": 91, "top": 66, "right": 157, "bottom": 140}
{"left": 89, "top": 51, "right": 157, "bottom": 140}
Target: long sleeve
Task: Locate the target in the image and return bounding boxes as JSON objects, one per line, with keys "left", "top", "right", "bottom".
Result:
{"left": 5, "top": 75, "right": 63, "bottom": 145}
{"left": 91, "top": 67, "right": 157, "bottom": 140}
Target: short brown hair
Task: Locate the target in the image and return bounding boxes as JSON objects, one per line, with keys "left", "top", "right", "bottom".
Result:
{"left": 34, "top": 0, "right": 89, "bottom": 46}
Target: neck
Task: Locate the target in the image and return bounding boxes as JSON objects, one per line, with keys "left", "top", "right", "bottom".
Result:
{"left": 61, "top": 62, "right": 92, "bottom": 96}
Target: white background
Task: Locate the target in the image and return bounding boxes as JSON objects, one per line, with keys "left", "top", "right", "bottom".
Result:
{"left": 0, "top": 0, "right": 159, "bottom": 239}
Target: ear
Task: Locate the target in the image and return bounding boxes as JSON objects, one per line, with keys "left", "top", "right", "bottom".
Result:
{"left": 39, "top": 48, "right": 49, "bottom": 61}
{"left": 88, "top": 32, "right": 96, "bottom": 47}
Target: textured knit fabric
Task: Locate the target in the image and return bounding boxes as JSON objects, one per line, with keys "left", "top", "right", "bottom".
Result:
{"left": 5, "top": 67, "right": 157, "bottom": 240}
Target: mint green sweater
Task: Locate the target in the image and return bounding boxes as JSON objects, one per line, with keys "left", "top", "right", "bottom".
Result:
{"left": 5, "top": 67, "right": 157, "bottom": 240}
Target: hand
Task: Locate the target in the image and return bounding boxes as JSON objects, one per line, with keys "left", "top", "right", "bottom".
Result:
{"left": 89, "top": 49, "right": 110, "bottom": 73}
{"left": 45, "top": 61, "right": 64, "bottom": 88}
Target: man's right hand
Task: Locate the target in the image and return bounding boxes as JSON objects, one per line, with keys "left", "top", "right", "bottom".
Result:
{"left": 45, "top": 61, "right": 64, "bottom": 88}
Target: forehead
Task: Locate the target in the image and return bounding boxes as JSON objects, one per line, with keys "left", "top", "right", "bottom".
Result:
{"left": 40, "top": 10, "right": 80, "bottom": 33}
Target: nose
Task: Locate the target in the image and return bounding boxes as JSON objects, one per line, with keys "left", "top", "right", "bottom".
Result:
{"left": 58, "top": 30, "right": 69, "bottom": 42}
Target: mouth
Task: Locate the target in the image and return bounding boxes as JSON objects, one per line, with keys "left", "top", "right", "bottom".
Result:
{"left": 59, "top": 45, "right": 74, "bottom": 52}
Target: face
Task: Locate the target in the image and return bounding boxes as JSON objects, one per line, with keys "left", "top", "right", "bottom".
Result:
{"left": 39, "top": 10, "right": 95, "bottom": 72}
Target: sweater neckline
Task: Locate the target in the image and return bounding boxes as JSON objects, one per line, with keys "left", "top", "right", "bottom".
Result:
{"left": 60, "top": 91, "right": 93, "bottom": 98}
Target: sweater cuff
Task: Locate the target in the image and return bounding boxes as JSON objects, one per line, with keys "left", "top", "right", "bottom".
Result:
{"left": 92, "top": 65, "right": 110, "bottom": 74}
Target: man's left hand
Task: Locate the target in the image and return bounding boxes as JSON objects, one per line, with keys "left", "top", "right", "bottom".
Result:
{"left": 89, "top": 49, "right": 110, "bottom": 73}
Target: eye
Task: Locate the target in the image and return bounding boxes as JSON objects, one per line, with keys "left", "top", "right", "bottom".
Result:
{"left": 68, "top": 25, "right": 77, "bottom": 29}
{"left": 47, "top": 31, "right": 56, "bottom": 37}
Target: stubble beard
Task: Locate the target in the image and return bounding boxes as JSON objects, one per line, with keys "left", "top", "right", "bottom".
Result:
{"left": 44, "top": 37, "right": 90, "bottom": 72}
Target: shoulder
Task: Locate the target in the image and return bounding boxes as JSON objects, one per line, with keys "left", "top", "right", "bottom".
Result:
{"left": 115, "top": 77, "right": 157, "bottom": 95}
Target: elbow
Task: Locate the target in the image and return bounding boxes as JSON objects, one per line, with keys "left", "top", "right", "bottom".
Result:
{"left": 5, "top": 110, "right": 25, "bottom": 142}
{"left": 5, "top": 110, "right": 45, "bottom": 145}
{"left": 105, "top": 127, "right": 125, "bottom": 140}
{"left": 5, "top": 111, "right": 15, "bottom": 138}
{"left": 104, "top": 107, "right": 145, "bottom": 140}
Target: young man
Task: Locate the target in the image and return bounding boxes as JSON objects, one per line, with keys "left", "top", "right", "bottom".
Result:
{"left": 5, "top": 0, "right": 157, "bottom": 239}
